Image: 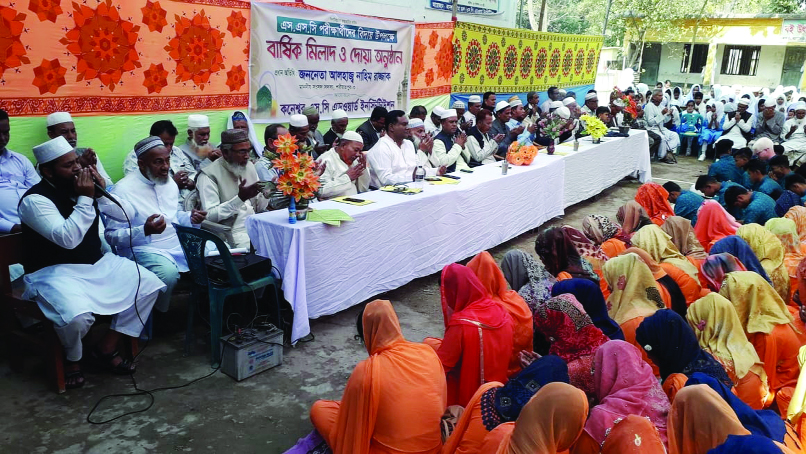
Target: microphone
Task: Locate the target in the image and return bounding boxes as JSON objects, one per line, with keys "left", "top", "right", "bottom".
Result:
{"left": 91, "top": 178, "right": 123, "bottom": 208}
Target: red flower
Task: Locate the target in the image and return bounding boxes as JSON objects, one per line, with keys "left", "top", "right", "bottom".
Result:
{"left": 411, "top": 33, "right": 426, "bottom": 82}
{"left": 142, "top": 63, "right": 168, "bottom": 94}
{"left": 59, "top": 0, "right": 141, "bottom": 92}
{"left": 165, "top": 10, "right": 225, "bottom": 90}
{"left": 435, "top": 36, "right": 454, "bottom": 81}
{"left": 428, "top": 30, "right": 439, "bottom": 48}
{"left": 425, "top": 68, "right": 434, "bottom": 87}
{"left": 0, "top": 6, "right": 30, "bottom": 79}
{"left": 226, "top": 10, "right": 247, "bottom": 38}
{"left": 226, "top": 64, "right": 246, "bottom": 92}
{"left": 27, "top": 0, "right": 62, "bottom": 23}
{"left": 141, "top": 1, "right": 167, "bottom": 33}
{"left": 31, "top": 58, "right": 66, "bottom": 94}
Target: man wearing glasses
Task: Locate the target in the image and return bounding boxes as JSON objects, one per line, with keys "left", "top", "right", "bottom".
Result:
{"left": 197, "top": 129, "right": 269, "bottom": 248}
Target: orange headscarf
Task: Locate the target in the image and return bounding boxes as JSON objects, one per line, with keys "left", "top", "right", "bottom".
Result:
{"left": 785, "top": 206, "right": 806, "bottom": 245}
{"left": 635, "top": 182, "right": 675, "bottom": 226}
{"left": 467, "top": 251, "right": 534, "bottom": 376}
{"left": 327, "top": 300, "right": 447, "bottom": 454}
{"left": 668, "top": 384, "right": 751, "bottom": 454}
{"left": 601, "top": 414, "right": 667, "bottom": 454}
{"left": 694, "top": 200, "right": 741, "bottom": 252}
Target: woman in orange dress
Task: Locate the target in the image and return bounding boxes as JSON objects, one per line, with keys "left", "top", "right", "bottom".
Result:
{"left": 424, "top": 263, "right": 513, "bottom": 407}
{"left": 635, "top": 182, "right": 676, "bottom": 226}
{"left": 737, "top": 223, "right": 792, "bottom": 304}
{"left": 766, "top": 218, "right": 806, "bottom": 304}
{"left": 719, "top": 271, "right": 806, "bottom": 415}
{"left": 441, "top": 355, "right": 569, "bottom": 454}
{"left": 785, "top": 206, "right": 806, "bottom": 246}
{"left": 467, "top": 251, "right": 534, "bottom": 376}
{"left": 623, "top": 247, "right": 687, "bottom": 316}
{"left": 631, "top": 223, "right": 701, "bottom": 280}
{"left": 694, "top": 200, "right": 741, "bottom": 252}
{"left": 310, "top": 300, "right": 447, "bottom": 454}
{"left": 662, "top": 215, "right": 709, "bottom": 266}
{"left": 478, "top": 382, "right": 589, "bottom": 454}
{"left": 599, "top": 415, "right": 667, "bottom": 454}
{"left": 616, "top": 201, "right": 654, "bottom": 235}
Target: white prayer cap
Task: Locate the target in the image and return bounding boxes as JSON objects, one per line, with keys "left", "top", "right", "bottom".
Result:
{"left": 134, "top": 136, "right": 166, "bottom": 157}
{"left": 289, "top": 114, "right": 309, "bottom": 128}
{"left": 494, "top": 101, "right": 511, "bottom": 113}
{"left": 452, "top": 100, "right": 466, "bottom": 109}
{"left": 46, "top": 112, "right": 73, "bottom": 127}
{"left": 550, "top": 100, "right": 563, "bottom": 109}
{"left": 331, "top": 109, "right": 348, "bottom": 120}
{"left": 33, "top": 136, "right": 73, "bottom": 164}
{"left": 737, "top": 98, "right": 750, "bottom": 106}
{"left": 468, "top": 95, "right": 482, "bottom": 103}
{"left": 440, "top": 109, "right": 458, "bottom": 119}
{"left": 558, "top": 89, "right": 567, "bottom": 96}
{"left": 585, "top": 92, "right": 598, "bottom": 101}
{"left": 340, "top": 130, "right": 363, "bottom": 145}
{"left": 724, "top": 102, "right": 737, "bottom": 112}
{"left": 612, "top": 98, "right": 625, "bottom": 107}
{"left": 794, "top": 101, "right": 806, "bottom": 111}
{"left": 555, "top": 106, "right": 571, "bottom": 119}
{"left": 509, "top": 99, "right": 523, "bottom": 108}
{"left": 432, "top": 106, "right": 447, "bottom": 117}
{"left": 562, "top": 97, "right": 576, "bottom": 106}
{"left": 187, "top": 114, "right": 209, "bottom": 128}
{"left": 408, "top": 118, "right": 425, "bottom": 129}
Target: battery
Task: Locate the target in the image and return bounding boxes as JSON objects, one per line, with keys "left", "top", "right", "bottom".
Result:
{"left": 220, "top": 325, "right": 284, "bottom": 381}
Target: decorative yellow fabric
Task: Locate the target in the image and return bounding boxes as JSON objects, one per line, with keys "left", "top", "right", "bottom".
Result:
{"left": 765, "top": 218, "right": 806, "bottom": 297}
{"left": 631, "top": 224, "right": 699, "bottom": 280}
{"left": 686, "top": 293, "right": 767, "bottom": 382}
{"left": 718, "top": 271, "right": 794, "bottom": 335}
{"left": 784, "top": 206, "right": 806, "bottom": 245}
{"left": 602, "top": 253, "right": 665, "bottom": 325}
{"left": 786, "top": 345, "right": 806, "bottom": 423}
{"left": 737, "top": 223, "right": 791, "bottom": 303}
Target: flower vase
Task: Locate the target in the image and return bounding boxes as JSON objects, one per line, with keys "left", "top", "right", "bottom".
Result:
{"left": 288, "top": 198, "right": 297, "bottom": 224}
{"left": 547, "top": 140, "right": 555, "bottom": 155}
{"left": 592, "top": 137, "right": 602, "bottom": 144}
{"left": 295, "top": 198, "right": 310, "bottom": 221}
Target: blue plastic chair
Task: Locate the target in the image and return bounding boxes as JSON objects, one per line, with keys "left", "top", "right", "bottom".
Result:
{"left": 173, "top": 224, "right": 282, "bottom": 365}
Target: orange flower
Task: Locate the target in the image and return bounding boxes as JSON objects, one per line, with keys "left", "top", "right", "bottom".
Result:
{"left": 226, "top": 10, "right": 247, "bottom": 38}
{"left": 31, "top": 58, "right": 66, "bottom": 95}
{"left": 273, "top": 133, "right": 298, "bottom": 153}
{"left": 142, "top": 63, "right": 168, "bottom": 94}
{"left": 297, "top": 153, "right": 314, "bottom": 169}
{"left": 276, "top": 173, "right": 296, "bottom": 196}
{"left": 226, "top": 65, "right": 246, "bottom": 92}
{"left": 141, "top": 1, "right": 167, "bottom": 33}
{"left": 164, "top": 10, "right": 224, "bottom": 90}
{"left": 272, "top": 155, "right": 296, "bottom": 171}
{"left": 28, "top": 0, "right": 62, "bottom": 23}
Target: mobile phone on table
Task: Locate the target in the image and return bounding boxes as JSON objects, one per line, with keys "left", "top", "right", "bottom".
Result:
{"left": 442, "top": 175, "right": 461, "bottom": 180}
{"left": 343, "top": 197, "right": 365, "bottom": 203}
{"left": 460, "top": 168, "right": 473, "bottom": 173}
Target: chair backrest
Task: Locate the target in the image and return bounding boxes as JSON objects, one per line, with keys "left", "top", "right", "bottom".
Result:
{"left": 0, "top": 233, "right": 24, "bottom": 296}
{"left": 173, "top": 223, "right": 246, "bottom": 288}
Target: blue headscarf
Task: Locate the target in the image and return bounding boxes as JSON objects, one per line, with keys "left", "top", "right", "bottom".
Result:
{"left": 707, "top": 434, "right": 784, "bottom": 453}
{"left": 480, "top": 354, "right": 569, "bottom": 429}
{"left": 635, "top": 310, "right": 733, "bottom": 387}
{"left": 776, "top": 190, "right": 802, "bottom": 217}
{"left": 710, "top": 236, "right": 772, "bottom": 283}
{"left": 687, "top": 373, "right": 785, "bottom": 442}
{"left": 551, "top": 279, "right": 624, "bottom": 340}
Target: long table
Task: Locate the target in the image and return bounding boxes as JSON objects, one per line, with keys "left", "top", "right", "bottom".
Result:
{"left": 246, "top": 131, "right": 651, "bottom": 343}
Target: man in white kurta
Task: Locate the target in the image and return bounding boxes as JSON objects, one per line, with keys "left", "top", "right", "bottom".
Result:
{"left": 45, "top": 112, "right": 114, "bottom": 187}
{"left": 644, "top": 89, "right": 680, "bottom": 161}
{"left": 18, "top": 137, "right": 164, "bottom": 387}
{"left": 197, "top": 129, "right": 268, "bottom": 249}
{"left": 431, "top": 109, "right": 470, "bottom": 171}
{"left": 782, "top": 101, "right": 806, "bottom": 164}
{"left": 178, "top": 114, "right": 219, "bottom": 172}
{"left": 316, "top": 131, "right": 370, "bottom": 199}
{"left": 108, "top": 137, "right": 206, "bottom": 313}
{"left": 717, "top": 99, "right": 753, "bottom": 149}
{"left": 465, "top": 109, "right": 502, "bottom": 165}
{"left": 367, "top": 111, "right": 419, "bottom": 187}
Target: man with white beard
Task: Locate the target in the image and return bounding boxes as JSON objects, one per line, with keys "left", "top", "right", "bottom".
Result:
{"left": 107, "top": 136, "right": 207, "bottom": 313}
{"left": 197, "top": 129, "right": 268, "bottom": 248}
{"left": 178, "top": 114, "right": 221, "bottom": 172}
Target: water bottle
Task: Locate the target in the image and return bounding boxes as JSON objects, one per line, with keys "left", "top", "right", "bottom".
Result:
{"left": 288, "top": 198, "right": 297, "bottom": 224}
{"left": 573, "top": 138, "right": 579, "bottom": 151}
{"left": 414, "top": 165, "right": 425, "bottom": 189}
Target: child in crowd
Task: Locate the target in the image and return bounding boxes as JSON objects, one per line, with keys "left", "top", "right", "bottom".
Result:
{"left": 679, "top": 100, "right": 705, "bottom": 156}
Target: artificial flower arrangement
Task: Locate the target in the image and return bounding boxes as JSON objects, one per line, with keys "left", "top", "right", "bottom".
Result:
{"left": 507, "top": 141, "right": 539, "bottom": 166}
{"left": 537, "top": 113, "right": 575, "bottom": 141}
{"left": 579, "top": 114, "right": 608, "bottom": 140}
{"left": 262, "top": 133, "right": 320, "bottom": 202}
{"left": 611, "top": 87, "right": 639, "bottom": 123}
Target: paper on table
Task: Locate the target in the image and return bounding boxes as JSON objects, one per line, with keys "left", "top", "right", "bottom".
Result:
{"left": 380, "top": 185, "right": 423, "bottom": 194}
{"left": 331, "top": 196, "right": 374, "bottom": 206}
{"left": 428, "top": 176, "right": 460, "bottom": 185}
{"left": 307, "top": 209, "right": 356, "bottom": 226}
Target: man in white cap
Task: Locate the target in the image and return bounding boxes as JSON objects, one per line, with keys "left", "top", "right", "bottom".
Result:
{"left": 431, "top": 109, "right": 469, "bottom": 172}
{"left": 407, "top": 118, "right": 443, "bottom": 173}
{"left": 562, "top": 96, "right": 579, "bottom": 116}
{"left": 782, "top": 101, "right": 806, "bottom": 163}
{"left": 490, "top": 101, "right": 523, "bottom": 157}
{"left": 46, "top": 112, "right": 113, "bottom": 187}
{"left": 425, "top": 106, "right": 445, "bottom": 136}
{"left": 367, "top": 110, "right": 419, "bottom": 187}
{"left": 466, "top": 109, "right": 505, "bottom": 165}
{"left": 316, "top": 131, "right": 370, "bottom": 199}
{"left": 754, "top": 100, "right": 785, "bottom": 143}
{"left": 107, "top": 136, "right": 207, "bottom": 315}
{"left": 452, "top": 100, "right": 467, "bottom": 131}
{"left": 289, "top": 114, "right": 317, "bottom": 157}
{"left": 323, "top": 109, "right": 349, "bottom": 148}
{"left": 356, "top": 107, "right": 388, "bottom": 151}
{"left": 197, "top": 129, "right": 268, "bottom": 248}
{"left": 303, "top": 106, "right": 328, "bottom": 156}
{"left": 717, "top": 99, "right": 753, "bottom": 149}
{"left": 464, "top": 95, "right": 482, "bottom": 129}
{"left": 540, "top": 86, "right": 560, "bottom": 114}
{"left": 582, "top": 91, "right": 599, "bottom": 116}
{"left": 506, "top": 98, "right": 526, "bottom": 129}
{"left": 179, "top": 114, "right": 220, "bottom": 172}
{"left": 644, "top": 89, "right": 680, "bottom": 163}
{"left": 18, "top": 136, "right": 165, "bottom": 389}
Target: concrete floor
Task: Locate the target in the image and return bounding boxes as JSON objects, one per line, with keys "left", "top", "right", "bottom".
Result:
{"left": 0, "top": 156, "right": 707, "bottom": 454}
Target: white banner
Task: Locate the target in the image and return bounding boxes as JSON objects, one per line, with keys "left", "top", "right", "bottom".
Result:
{"left": 249, "top": 3, "right": 414, "bottom": 123}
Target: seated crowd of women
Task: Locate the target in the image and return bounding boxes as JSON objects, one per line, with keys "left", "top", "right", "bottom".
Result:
{"left": 298, "top": 181, "right": 806, "bottom": 454}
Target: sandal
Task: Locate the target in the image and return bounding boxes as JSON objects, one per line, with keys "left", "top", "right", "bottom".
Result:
{"left": 91, "top": 348, "right": 136, "bottom": 375}
{"left": 65, "top": 361, "right": 85, "bottom": 389}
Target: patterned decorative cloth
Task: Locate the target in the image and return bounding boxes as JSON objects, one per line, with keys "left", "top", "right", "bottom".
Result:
{"left": 718, "top": 271, "right": 794, "bottom": 335}
{"left": 500, "top": 250, "right": 556, "bottom": 313}
{"left": 737, "top": 223, "right": 791, "bottom": 303}
{"left": 551, "top": 279, "right": 624, "bottom": 340}
{"left": 562, "top": 225, "right": 609, "bottom": 264}
{"left": 602, "top": 253, "right": 665, "bottom": 325}
{"left": 700, "top": 253, "right": 748, "bottom": 292}
{"left": 617, "top": 201, "right": 653, "bottom": 235}
{"left": 582, "top": 214, "right": 622, "bottom": 245}
{"left": 534, "top": 227, "right": 599, "bottom": 284}
{"left": 710, "top": 236, "right": 772, "bottom": 283}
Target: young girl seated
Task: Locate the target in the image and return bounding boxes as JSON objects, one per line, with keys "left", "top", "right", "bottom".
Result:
{"left": 679, "top": 100, "right": 705, "bottom": 157}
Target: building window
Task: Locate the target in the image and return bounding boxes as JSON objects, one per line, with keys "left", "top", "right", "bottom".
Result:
{"left": 680, "top": 44, "right": 708, "bottom": 73}
{"left": 720, "top": 45, "right": 761, "bottom": 76}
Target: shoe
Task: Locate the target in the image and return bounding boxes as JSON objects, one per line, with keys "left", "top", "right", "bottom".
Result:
{"left": 698, "top": 153, "right": 706, "bottom": 161}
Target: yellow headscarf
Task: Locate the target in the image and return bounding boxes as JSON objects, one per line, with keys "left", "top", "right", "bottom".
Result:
{"left": 686, "top": 293, "right": 767, "bottom": 381}
{"left": 784, "top": 206, "right": 806, "bottom": 244}
{"left": 786, "top": 345, "right": 806, "bottom": 423}
{"left": 718, "top": 271, "right": 794, "bottom": 335}
{"left": 603, "top": 253, "right": 665, "bottom": 325}
{"left": 631, "top": 224, "right": 699, "bottom": 280}
{"left": 765, "top": 217, "right": 806, "bottom": 279}
{"left": 737, "top": 223, "right": 791, "bottom": 302}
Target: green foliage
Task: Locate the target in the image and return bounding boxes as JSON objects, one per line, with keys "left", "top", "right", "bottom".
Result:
{"left": 766, "top": 0, "right": 803, "bottom": 13}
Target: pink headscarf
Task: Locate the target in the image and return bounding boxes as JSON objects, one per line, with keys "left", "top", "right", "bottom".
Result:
{"left": 752, "top": 137, "right": 775, "bottom": 161}
{"left": 585, "top": 340, "right": 671, "bottom": 447}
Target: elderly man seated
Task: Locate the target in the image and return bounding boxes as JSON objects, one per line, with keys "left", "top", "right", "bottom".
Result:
{"left": 782, "top": 101, "right": 806, "bottom": 165}
{"left": 197, "top": 129, "right": 268, "bottom": 248}
{"left": 431, "top": 109, "right": 469, "bottom": 172}
{"left": 644, "top": 89, "right": 680, "bottom": 163}
{"left": 367, "top": 110, "right": 419, "bottom": 187}
{"left": 322, "top": 109, "right": 349, "bottom": 148}
{"left": 490, "top": 101, "right": 522, "bottom": 158}
{"left": 46, "top": 112, "right": 113, "bottom": 187}
{"left": 107, "top": 137, "right": 207, "bottom": 314}
{"left": 754, "top": 101, "right": 785, "bottom": 143}
{"left": 466, "top": 109, "right": 504, "bottom": 165}
{"left": 316, "top": 131, "right": 370, "bottom": 199}
{"left": 179, "top": 114, "right": 219, "bottom": 172}
{"left": 407, "top": 119, "right": 446, "bottom": 175}
{"left": 581, "top": 91, "right": 598, "bottom": 115}
{"left": 18, "top": 137, "right": 164, "bottom": 388}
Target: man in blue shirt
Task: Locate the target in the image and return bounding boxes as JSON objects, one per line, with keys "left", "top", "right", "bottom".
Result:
{"left": 725, "top": 186, "right": 777, "bottom": 225}
{"left": 662, "top": 181, "right": 704, "bottom": 225}
{"left": 769, "top": 155, "right": 794, "bottom": 190}
{"left": 707, "top": 139, "right": 746, "bottom": 184}
{"left": 695, "top": 175, "right": 744, "bottom": 214}
{"left": 744, "top": 159, "right": 783, "bottom": 200}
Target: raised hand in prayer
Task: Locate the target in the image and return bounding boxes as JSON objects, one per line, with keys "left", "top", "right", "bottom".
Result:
{"left": 238, "top": 178, "right": 261, "bottom": 201}
{"left": 77, "top": 148, "right": 98, "bottom": 168}
{"left": 190, "top": 209, "right": 207, "bottom": 224}
{"left": 346, "top": 161, "right": 365, "bottom": 181}
{"left": 74, "top": 168, "right": 96, "bottom": 198}
{"left": 209, "top": 148, "right": 223, "bottom": 161}
{"left": 173, "top": 170, "right": 192, "bottom": 189}
{"left": 735, "top": 111, "right": 742, "bottom": 121}
{"left": 438, "top": 165, "right": 447, "bottom": 176}
{"left": 454, "top": 132, "right": 467, "bottom": 147}
{"left": 144, "top": 214, "right": 167, "bottom": 235}
{"left": 519, "top": 350, "right": 541, "bottom": 369}
{"left": 419, "top": 134, "right": 434, "bottom": 153}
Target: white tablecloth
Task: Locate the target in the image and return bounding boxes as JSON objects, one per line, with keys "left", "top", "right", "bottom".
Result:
{"left": 246, "top": 155, "right": 566, "bottom": 343}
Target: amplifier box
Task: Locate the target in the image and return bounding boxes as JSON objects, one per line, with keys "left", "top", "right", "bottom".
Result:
{"left": 220, "top": 326, "right": 283, "bottom": 381}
